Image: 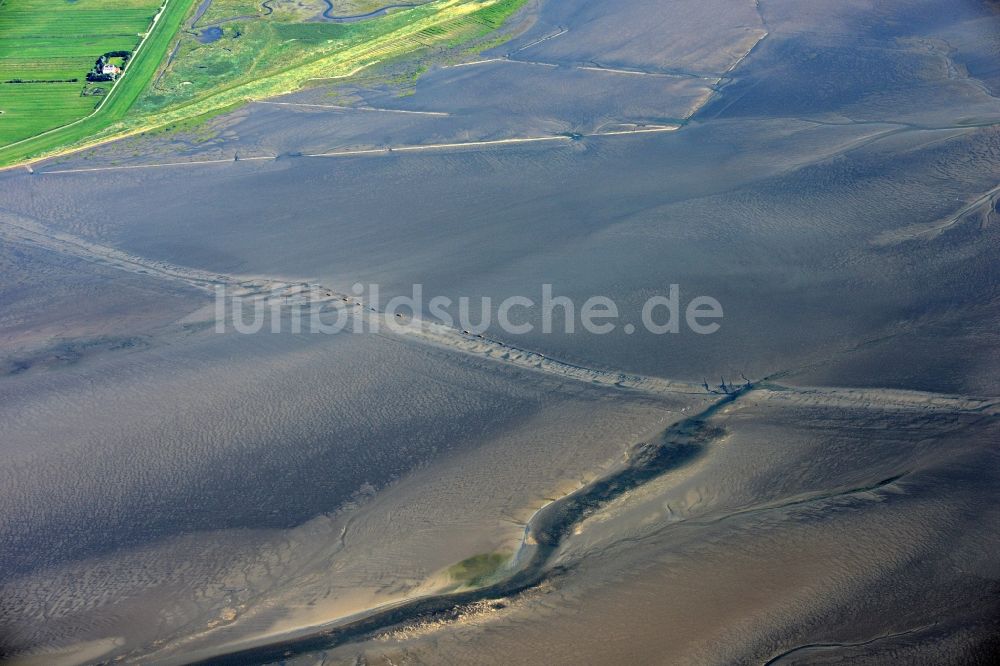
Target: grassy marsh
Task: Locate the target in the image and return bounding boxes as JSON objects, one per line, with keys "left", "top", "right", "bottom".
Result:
{"left": 448, "top": 551, "right": 511, "bottom": 587}
{"left": 0, "top": 0, "right": 528, "bottom": 167}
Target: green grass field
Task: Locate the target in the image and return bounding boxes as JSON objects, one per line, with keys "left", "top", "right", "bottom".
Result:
{"left": 0, "top": 0, "right": 529, "bottom": 167}
{"left": 0, "top": 0, "right": 166, "bottom": 145}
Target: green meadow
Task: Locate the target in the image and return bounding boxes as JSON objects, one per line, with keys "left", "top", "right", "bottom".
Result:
{"left": 0, "top": 0, "right": 528, "bottom": 167}
{"left": 0, "top": 0, "right": 167, "bottom": 145}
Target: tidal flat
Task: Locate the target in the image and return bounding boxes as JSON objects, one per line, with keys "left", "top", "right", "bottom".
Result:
{"left": 1, "top": 0, "right": 998, "bottom": 663}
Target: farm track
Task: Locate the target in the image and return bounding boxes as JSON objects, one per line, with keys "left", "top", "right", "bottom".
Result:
{"left": 0, "top": 0, "right": 199, "bottom": 163}
{"left": 0, "top": 0, "right": 530, "bottom": 168}
{"left": 0, "top": 0, "right": 190, "bottom": 148}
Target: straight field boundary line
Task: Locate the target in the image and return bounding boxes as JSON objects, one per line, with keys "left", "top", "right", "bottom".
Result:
{"left": 0, "top": 0, "right": 181, "bottom": 153}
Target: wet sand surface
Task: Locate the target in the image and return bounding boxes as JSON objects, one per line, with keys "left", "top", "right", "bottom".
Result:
{"left": 1, "top": 0, "right": 999, "bottom": 663}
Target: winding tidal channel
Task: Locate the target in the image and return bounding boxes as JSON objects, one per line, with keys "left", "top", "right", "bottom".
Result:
{"left": 320, "top": 0, "right": 426, "bottom": 23}
{"left": 191, "top": 388, "right": 745, "bottom": 664}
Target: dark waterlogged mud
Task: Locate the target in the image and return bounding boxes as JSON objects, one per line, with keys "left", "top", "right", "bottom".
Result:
{"left": 191, "top": 388, "right": 745, "bottom": 665}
